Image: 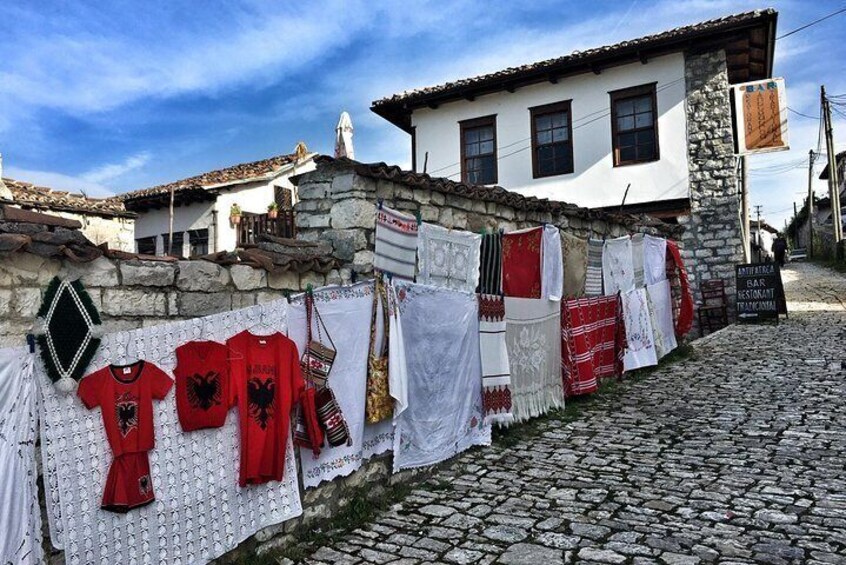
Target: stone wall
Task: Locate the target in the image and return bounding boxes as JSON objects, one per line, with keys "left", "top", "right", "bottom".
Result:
{"left": 681, "top": 48, "right": 745, "bottom": 327}
{"left": 294, "top": 160, "right": 683, "bottom": 278}
{"left": 0, "top": 253, "right": 336, "bottom": 348}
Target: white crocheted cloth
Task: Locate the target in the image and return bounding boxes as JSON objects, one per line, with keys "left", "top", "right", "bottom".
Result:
{"left": 0, "top": 348, "right": 43, "bottom": 565}
{"left": 38, "top": 299, "right": 303, "bottom": 565}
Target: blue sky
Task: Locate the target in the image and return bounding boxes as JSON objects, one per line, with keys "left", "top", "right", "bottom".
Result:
{"left": 1, "top": 0, "right": 844, "bottom": 229}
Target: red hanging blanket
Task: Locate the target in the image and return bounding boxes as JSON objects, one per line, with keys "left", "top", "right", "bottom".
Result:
{"left": 666, "top": 240, "right": 694, "bottom": 338}
{"left": 561, "top": 295, "right": 625, "bottom": 397}
{"left": 502, "top": 227, "right": 542, "bottom": 298}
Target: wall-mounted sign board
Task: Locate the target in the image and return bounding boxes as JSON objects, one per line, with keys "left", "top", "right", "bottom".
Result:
{"left": 732, "top": 77, "right": 790, "bottom": 155}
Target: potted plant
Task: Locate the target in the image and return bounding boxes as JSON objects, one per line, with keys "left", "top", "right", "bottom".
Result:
{"left": 230, "top": 203, "right": 242, "bottom": 225}
{"left": 267, "top": 201, "right": 279, "bottom": 219}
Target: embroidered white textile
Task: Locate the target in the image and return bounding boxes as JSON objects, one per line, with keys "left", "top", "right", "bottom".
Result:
{"left": 643, "top": 235, "right": 668, "bottom": 286}
{"left": 621, "top": 288, "right": 658, "bottom": 371}
{"left": 585, "top": 239, "right": 604, "bottom": 296}
{"left": 39, "top": 299, "right": 303, "bottom": 565}
{"left": 392, "top": 282, "right": 490, "bottom": 472}
{"left": 505, "top": 298, "right": 564, "bottom": 422}
{"left": 416, "top": 223, "right": 481, "bottom": 292}
{"left": 0, "top": 348, "right": 42, "bottom": 565}
{"left": 291, "top": 282, "right": 393, "bottom": 488}
{"left": 646, "top": 280, "right": 678, "bottom": 359}
{"left": 541, "top": 225, "right": 564, "bottom": 301}
{"left": 602, "top": 236, "right": 635, "bottom": 295}
{"left": 631, "top": 233, "right": 645, "bottom": 288}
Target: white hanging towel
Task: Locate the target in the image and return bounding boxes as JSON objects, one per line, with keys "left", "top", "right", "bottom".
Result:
{"left": 646, "top": 280, "right": 678, "bottom": 359}
{"left": 631, "top": 233, "right": 645, "bottom": 288}
{"left": 602, "top": 235, "right": 635, "bottom": 295}
{"left": 643, "top": 235, "right": 668, "bottom": 286}
{"left": 541, "top": 224, "right": 564, "bottom": 301}
{"left": 392, "top": 282, "right": 490, "bottom": 472}
{"left": 621, "top": 288, "right": 658, "bottom": 371}
{"left": 0, "top": 348, "right": 42, "bottom": 565}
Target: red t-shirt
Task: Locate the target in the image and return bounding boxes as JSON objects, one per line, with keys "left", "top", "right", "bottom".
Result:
{"left": 175, "top": 341, "right": 230, "bottom": 432}
{"left": 226, "top": 331, "right": 304, "bottom": 487}
{"left": 78, "top": 361, "right": 173, "bottom": 457}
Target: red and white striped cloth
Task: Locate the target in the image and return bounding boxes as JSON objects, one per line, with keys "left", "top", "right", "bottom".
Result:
{"left": 561, "top": 295, "right": 625, "bottom": 397}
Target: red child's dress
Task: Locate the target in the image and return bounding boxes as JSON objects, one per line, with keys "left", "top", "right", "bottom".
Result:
{"left": 78, "top": 360, "right": 173, "bottom": 512}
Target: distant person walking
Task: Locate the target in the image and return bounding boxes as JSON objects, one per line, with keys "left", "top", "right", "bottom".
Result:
{"left": 772, "top": 234, "right": 788, "bottom": 267}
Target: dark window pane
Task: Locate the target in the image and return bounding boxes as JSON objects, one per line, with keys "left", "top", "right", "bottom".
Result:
{"left": 136, "top": 237, "right": 156, "bottom": 255}
{"left": 479, "top": 140, "right": 494, "bottom": 154}
{"left": 616, "top": 99, "right": 634, "bottom": 116}
{"left": 551, "top": 112, "right": 566, "bottom": 129}
{"left": 636, "top": 130, "right": 654, "bottom": 145}
{"left": 634, "top": 96, "right": 652, "bottom": 113}
{"left": 635, "top": 112, "right": 652, "bottom": 128}
{"left": 465, "top": 129, "right": 479, "bottom": 144}
{"left": 619, "top": 145, "right": 637, "bottom": 162}
{"left": 478, "top": 126, "right": 494, "bottom": 142}
{"left": 552, "top": 127, "right": 569, "bottom": 143}
{"left": 617, "top": 116, "right": 635, "bottom": 131}
{"left": 536, "top": 130, "right": 552, "bottom": 145}
{"left": 535, "top": 114, "right": 552, "bottom": 131}
{"left": 619, "top": 132, "right": 636, "bottom": 148}
{"left": 466, "top": 143, "right": 479, "bottom": 157}
{"left": 189, "top": 229, "right": 209, "bottom": 256}
{"left": 638, "top": 143, "right": 656, "bottom": 160}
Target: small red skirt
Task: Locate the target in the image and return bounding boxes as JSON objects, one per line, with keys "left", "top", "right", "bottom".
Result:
{"left": 101, "top": 451, "right": 155, "bottom": 513}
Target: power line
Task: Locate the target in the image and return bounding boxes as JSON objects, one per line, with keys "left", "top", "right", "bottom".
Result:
{"left": 776, "top": 6, "right": 846, "bottom": 40}
{"left": 787, "top": 106, "right": 820, "bottom": 120}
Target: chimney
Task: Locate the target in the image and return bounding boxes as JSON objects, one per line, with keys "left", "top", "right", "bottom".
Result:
{"left": 0, "top": 154, "right": 12, "bottom": 201}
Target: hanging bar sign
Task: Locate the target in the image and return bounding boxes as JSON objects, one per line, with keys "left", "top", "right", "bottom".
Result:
{"left": 732, "top": 77, "right": 790, "bottom": 155}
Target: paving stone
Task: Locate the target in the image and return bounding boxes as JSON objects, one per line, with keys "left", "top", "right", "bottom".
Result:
{"left": 287, "top": 264, "right": 846, "bottom": 565}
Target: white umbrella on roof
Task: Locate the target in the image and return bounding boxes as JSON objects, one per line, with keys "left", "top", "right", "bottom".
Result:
{"left": 334, "top": 111, "right": 354, "bottom": 160}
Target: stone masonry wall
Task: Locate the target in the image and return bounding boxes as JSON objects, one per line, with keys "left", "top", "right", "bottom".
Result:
{"left": 681, "top": 48, "right": 745, "bottom": 328}
{"left": 294, "top": 163, "right": 682, "bottom": 278}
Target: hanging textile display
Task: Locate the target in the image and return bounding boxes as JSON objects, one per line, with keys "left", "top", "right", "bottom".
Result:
{"left": 602, "top": 236, "right": 635, "bottom": 295}
{"left": 621, "top": 288, "right": 658, "bottom": 371}
{"left": 174, "top": 341, "right": 230, "bottom": 432}
{"left": 392, "top": 282, "right": 490, "bottom": 472}
{"left": 541, "top": 224, "right": 564, "bottom": 301}
{"left": 666, "top": 240, "right": 694, "bottom": 338}
{"left": 33, "top": 276, "right": 103, "bottom": 392}
{"left": 365, "top": 276, "right": 393, "bottom": 423}
{"left": 643, "top": 235, "right": 668, "bottom": 286}
{"left": 646, "top": 280, "right": 678, "bottom": 359}
{"left": 78, "top": 361, "right": 173, "bottom": 512}
{"left": 585, "top": 238, "right": 604, "bottom": 296}
{"left": 416, "top": 222, "right": 482, "bottom": 292}
{"left": 502, "top": 227, "right": 542, "bottom": 298}
{"left": 373, "top": 205, "right": 419, "bottom": 280}
{"left": 561, "top": 231, "right": 588, "bottom": 298}
{"left": 478, "top": 294, "right": 513, "bottom": 427}
{"left": 505, "top": 297, "right": 564, "bottom": 422}
{"left": 39, "top": 299, "right": 303, "bottom": 565}
{"left": 0, "top": 348, "right": 43, "bottom": 565}
{"left": 228, "top": 331, "right": 308, "bottom": 487}
{"left": 290, "top": 282, "right": 393, "bottom": 488}
{"left": 631, "top": 233, "right": 645, "bottom": 288}
{"left": 561, "top": 296, "right": 624, "bottom": 397}
{"left": 477, "top": 231, "right": 503, "bottom": 295}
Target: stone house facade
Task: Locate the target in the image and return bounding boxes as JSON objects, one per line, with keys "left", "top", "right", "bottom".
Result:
{"left": 371, "top": 9, "right": 779, "bottom": 324}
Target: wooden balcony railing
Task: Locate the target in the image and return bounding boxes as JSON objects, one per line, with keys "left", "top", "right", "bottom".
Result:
{"left": 236, "top": 210, "right": 296, "bottom": 247}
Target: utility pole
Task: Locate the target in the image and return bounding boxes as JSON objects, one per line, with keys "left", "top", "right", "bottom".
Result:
{"left": 822, "top": 85, "right": 843, "bottom": 243}
{"left": 808, "top": 149, "right": 815, "bottom": 258}
{"left": 740, "top": 156, "right": 751, "bottom": 262}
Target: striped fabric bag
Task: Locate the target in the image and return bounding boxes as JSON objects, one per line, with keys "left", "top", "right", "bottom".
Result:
{"left": 374, "top": 205, "right": 418, "bottom": 280}
{"left": 585, "top": 239, "right": 604, "bottom": 296}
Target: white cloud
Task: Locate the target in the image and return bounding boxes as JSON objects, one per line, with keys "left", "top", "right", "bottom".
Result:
{"left": 82, "top": 152, "right": 151, "bottom": 185}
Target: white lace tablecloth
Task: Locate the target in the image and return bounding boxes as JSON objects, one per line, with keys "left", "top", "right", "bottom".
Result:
{"left": 416, "top": 223, "right": 482, "bottom": 293}
{"left": 39, "top": 299, "right": 303, "bottom": 565}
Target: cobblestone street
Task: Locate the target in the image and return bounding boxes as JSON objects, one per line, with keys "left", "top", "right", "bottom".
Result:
{"left": 296, "top": 262, "right": 846, "bottom": 565}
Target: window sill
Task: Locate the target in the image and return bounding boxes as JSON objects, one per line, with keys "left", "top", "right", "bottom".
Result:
{"left": 613, "top": 157, "right": 660, "bottom": 168}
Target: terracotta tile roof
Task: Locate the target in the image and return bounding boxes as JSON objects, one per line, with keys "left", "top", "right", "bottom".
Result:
{"left": 121, "top": 152, "right": 306, "bottom": 202}
{"left": 372, "top": 9, "right": 777, "bottom": 131}
{"left": 310, "top": 156, "right": 682, "bottom": 237}
{"left": 2, "top": 178, "right": 133, "bottom": 218}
